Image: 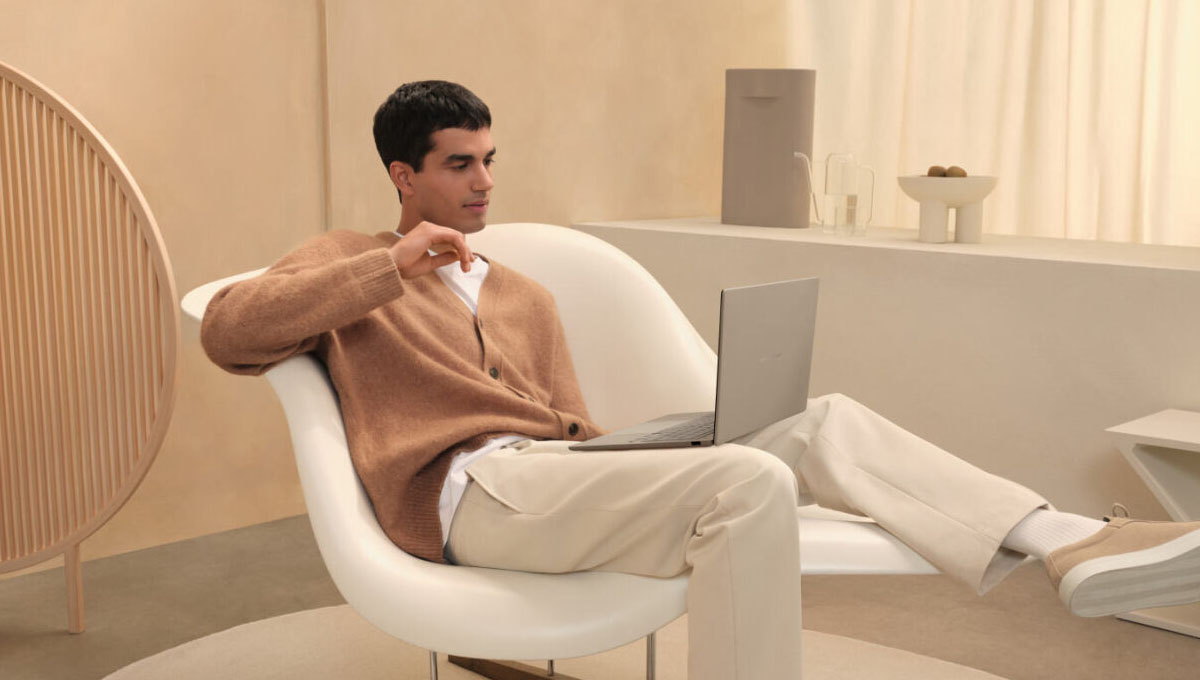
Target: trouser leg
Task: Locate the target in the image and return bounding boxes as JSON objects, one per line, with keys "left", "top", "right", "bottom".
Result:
{"left": 447, "top": 441, "right": 803, "bottom": 680}
{"left": 735, "top": 393, "right": 1048, "bottom": 593}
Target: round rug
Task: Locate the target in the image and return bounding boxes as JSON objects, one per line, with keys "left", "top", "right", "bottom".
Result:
{"left": 103, "top": 605, "right": 1006, "bottom": 679}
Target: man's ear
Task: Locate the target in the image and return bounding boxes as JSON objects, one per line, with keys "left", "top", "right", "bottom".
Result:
{"left": 389, "top": 161, "right": 417, "bottom": 198}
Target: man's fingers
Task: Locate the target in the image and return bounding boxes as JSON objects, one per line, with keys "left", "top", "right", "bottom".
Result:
{"left": 423, "top": 226, "right": 474, "bottom": 272}
{"left": 430, "top": 251, "right": 461, "bottom": 270}
{"left": 459, "top": 246, "right": 475, "bottom": 273}
{"left": 436, "top": 228, "right": 473, "bottom": 271}
{"left": 393, "top": 221, "right": 477, "bottom": 277}
{"left": 398, "top": 251, "right": 457, "bottom": 279}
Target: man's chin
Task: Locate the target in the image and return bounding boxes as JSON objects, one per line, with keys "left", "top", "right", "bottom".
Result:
{"left": 458, "top": 211, "right": 488, "bottom": 233}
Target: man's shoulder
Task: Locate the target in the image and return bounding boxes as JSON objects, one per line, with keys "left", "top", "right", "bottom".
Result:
{"left": 278, "top": 229, "right": 392, "bottom": 262}
{"left": 312, "top": 228, "right": 393, "bottom": 251}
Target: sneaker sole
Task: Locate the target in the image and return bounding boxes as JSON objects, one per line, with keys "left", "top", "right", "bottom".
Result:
{"left": 1059, "top": 529, "right": 1200, "bottom": 617}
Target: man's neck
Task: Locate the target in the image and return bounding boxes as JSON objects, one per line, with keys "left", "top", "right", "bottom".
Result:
{"left": 395, "top": 211, "right": 422, "bottom": 236}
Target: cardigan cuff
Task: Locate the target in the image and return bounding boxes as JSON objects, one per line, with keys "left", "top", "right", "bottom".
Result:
{"left": 352, "top": 249, "right": 404, "bottom": 307}
{"left": 553, "top": 409, "right": 589, "bottom": 441}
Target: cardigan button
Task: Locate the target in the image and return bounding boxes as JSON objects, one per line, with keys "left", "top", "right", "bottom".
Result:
{"left": 489, "top": 367, "right": 499, "bottom": 379}
{"left": 568, "top": 423, "right": 580, "bottom": 436}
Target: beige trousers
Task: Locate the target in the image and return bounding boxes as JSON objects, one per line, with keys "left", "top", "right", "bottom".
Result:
{"left": 446, "top": 393, "right": 1047, "bottom": 680}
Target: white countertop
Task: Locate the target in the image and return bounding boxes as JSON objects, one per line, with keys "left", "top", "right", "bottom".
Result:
{"left": 575, "top": 217, "right": 1200, "bottom": 272}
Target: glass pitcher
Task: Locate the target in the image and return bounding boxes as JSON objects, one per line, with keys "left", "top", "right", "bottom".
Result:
{"left": 794, "top": 152, "right": 876, "bottom": 236}
{"left": 823, "top": 153, "right": 874, "bottom": 236}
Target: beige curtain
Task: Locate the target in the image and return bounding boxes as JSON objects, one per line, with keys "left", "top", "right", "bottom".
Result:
{"left": 787, "top": 0, "right": 1200, "bottom": 246}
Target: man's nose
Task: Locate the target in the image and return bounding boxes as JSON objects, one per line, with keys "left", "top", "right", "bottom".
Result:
{"left": 473, "top": 164, "right": 494, "bottom": 192}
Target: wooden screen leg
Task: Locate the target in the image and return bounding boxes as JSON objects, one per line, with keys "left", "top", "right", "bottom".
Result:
{"left": 448, "top": 656, "right": 584, "bottom": 680}
{"left": 65, "top": 544, "right": 85, "bottom": 634}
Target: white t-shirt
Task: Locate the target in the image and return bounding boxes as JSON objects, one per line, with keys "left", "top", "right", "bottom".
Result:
{"left": 396, "top": 233, "right": 524, "bottom": 545}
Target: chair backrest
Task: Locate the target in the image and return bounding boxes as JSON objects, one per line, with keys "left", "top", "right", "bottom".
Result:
{"left": 0, "top": 61, "right": 180, "bottom": 572}
{"left": 470, "top": 223, "right": 717, "bottom": 429}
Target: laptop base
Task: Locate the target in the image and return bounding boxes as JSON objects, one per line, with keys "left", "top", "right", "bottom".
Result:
{"left": 569, "top": 412, "right": 715, "bottom": 451}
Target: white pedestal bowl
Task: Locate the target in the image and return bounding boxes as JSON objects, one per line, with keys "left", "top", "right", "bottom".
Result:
{"left": 897, "top": 175, "right": 997, "bottom": 243}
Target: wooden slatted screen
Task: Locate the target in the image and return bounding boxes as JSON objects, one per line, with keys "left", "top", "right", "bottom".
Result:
{"left": 0, "top": 61, "right": 179, "bottom": 608}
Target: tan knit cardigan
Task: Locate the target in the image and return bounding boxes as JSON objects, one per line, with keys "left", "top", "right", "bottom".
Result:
{"left": 201, "top": 230, "right": 602, "bottom": 562}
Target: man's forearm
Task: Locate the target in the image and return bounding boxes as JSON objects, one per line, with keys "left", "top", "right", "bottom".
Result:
{"left": 201, "top": 246, "right": 403, "bottom": 375}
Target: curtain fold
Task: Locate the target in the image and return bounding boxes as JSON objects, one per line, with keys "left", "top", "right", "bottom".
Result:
{"left": 787, "top": 0, "right": 1200, "bottom": 246}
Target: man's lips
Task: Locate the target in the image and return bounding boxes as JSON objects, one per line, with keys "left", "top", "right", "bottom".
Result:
{"left": 465, "top": 201, "right": 488, "bottom": 213}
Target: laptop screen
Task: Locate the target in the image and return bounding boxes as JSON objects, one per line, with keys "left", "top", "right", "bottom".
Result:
{"left": 713, "top": 277, "right": 819, "bottom": 443}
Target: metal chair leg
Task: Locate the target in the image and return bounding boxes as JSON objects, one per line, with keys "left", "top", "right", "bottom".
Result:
{"left": 646, "top": 632, "right": 656, "bottom": 680}
{"left": 429, "top": 651, "right": 438, "bottom": 680}
{"left": 450, "top": 656, "right": 582, "bottom": 678}
{"left": 443, "top": 639, "right": 654, "bottom": 680}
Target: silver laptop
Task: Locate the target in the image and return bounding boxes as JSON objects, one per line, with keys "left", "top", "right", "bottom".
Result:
{"left": 569, "top": 277, "right": 819, "bottom": 451}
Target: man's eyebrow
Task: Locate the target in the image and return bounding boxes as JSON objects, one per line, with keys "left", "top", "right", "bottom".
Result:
{"left": 444, "top": 148, "right": 497, "bottom": 164}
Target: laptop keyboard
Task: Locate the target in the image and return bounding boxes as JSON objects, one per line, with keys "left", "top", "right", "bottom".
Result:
{"left": 629, "top": 414, "right": 716, "bottom": 443}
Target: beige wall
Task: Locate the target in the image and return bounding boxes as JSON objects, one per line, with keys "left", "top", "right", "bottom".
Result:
{"left": 326, "top": 0, "right": 787, "bottom": 231}
{"left": 2, "top": 0, "right": 788, "bottom": 575}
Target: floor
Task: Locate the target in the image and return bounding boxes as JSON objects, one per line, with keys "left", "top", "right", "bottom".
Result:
{"left": 2, "top": 515, "right": 1198, "bottom": 680}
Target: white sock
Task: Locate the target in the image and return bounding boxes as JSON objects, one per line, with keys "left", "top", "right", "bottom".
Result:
{"left": 1001, "top": 509, "right": 1107, "bottom": 560}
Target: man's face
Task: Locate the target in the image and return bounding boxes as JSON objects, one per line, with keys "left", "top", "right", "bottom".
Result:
{"left": 399, "top": 126, "right": 495, "bottom": 234}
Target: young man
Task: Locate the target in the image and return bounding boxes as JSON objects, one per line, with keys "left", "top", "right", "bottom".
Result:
{"left": 202, "top": 80, "right": 1200, "bottom": 680}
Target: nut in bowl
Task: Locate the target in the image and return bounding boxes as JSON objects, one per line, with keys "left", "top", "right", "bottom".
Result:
{"left": 897, "top": 174, "right": 997, "bottom": 244}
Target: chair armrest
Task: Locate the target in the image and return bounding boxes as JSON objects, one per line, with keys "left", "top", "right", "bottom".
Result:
{"left": 180, "top": 268, "right": 268, "bottom": 323}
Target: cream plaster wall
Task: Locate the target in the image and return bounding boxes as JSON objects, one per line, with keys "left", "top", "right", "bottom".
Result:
{"left": 2, "top": 0, "right": 789, "bottom": 576}
{"left": 325, "top": 0, "right": 787, "bottom": 232}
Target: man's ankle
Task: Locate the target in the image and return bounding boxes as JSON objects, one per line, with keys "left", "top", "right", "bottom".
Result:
{"left": 1001, "top": 508, "right": 1106, "bottom": 560}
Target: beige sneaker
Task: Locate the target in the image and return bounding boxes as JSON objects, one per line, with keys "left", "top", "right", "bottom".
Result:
{"left": 1045, "top": 516, "right": 1200, "bottom": 617}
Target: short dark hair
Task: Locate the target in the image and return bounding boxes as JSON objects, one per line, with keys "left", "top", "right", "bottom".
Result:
{"left": 372, "top": 80, "right": 491, "bottom": 176}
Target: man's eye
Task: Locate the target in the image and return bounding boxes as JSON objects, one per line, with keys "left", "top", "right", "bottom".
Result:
{"left": 484, "top": 158, "right": 496, "bottom": 167}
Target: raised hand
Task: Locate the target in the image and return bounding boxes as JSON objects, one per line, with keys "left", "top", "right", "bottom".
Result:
{"left": 388, "top": 221, "right": 476, "bottom": 279}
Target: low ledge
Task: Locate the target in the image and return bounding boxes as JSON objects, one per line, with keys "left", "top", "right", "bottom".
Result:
{"left": 574, "top": 217, "right": 1200, "bottom": 272}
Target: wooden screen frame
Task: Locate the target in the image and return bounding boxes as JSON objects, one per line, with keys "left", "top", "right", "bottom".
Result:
{"left": 0, "top": 60, "right": 180, "bottom": 632}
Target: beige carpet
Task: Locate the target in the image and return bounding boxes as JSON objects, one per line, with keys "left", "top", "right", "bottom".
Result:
{"left": 10, "top": 515, "right": 1199, "bottom": 679}
{"left": 103, "top": 604, "right": 1006, "bottom": 680}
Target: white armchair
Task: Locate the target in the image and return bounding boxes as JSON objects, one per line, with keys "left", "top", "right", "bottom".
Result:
{"left": 182, "top": 222, "right": 934, "bottom": 680}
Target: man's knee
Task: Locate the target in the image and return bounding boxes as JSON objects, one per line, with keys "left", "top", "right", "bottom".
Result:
{"left": 817, "top": 392, "right": 854, "bottom": 409}
{"left": 717, "top": 445, "right": 799, "bottom": 504}
{"left": 810, "top": 392, "right": 874, "bottom": 425}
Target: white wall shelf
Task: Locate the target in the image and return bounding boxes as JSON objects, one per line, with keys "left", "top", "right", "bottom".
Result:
{"left": 575, "top": 217, "right": 1200, "bottom": 272}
